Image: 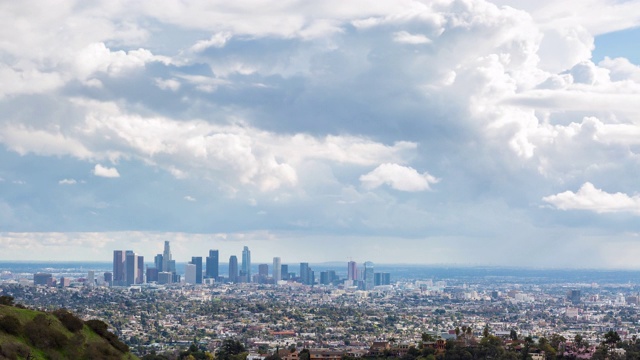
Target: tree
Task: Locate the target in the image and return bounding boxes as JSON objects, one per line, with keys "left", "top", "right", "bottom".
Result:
{"left": 510, "top": 329, "right": 518, "bottom": 341}
{"left": 549, "top": 334, "right": 566, "bottom": 351}
{"left": 217, "top": 339, "right": 246, "bottom": 360}
{"left": 483, "top": 325, "right": 490, "bottom": 338}
{"left": 422, "top": 333, "right": 435, "bottom": 342}
{"left": 524, "top": 336, "right": 533, "bottom": 345}
{"left": 0, "top": 295, "right": 15, "bottom": 306}
{"left": 574, "top": 334, "right": 584, "bottom": 349}
{"left": 52, "top": 308, "right": 84, "bottom": 332}
{"left": 604, "top": 330, "right": 621, "bottom": 347}
{"left": 299, "top": 349, "right": 310, "bottom": 360}
{"left": 0, "top": 315, "right": 22, "bottom": 335}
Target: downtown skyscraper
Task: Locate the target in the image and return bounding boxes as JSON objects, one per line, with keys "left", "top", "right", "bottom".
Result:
{"left": 191, "top": 256, "right": 203, "bottom": 284}
{"left": 241, "top": 246, "right": 251, "bottom": 283}
{"left": 364, "top": 261, "right": 374, "bottom": 290}
{"left": 229, "top": 255, "right": 239, "bottom": 283}
{"left": 347, "top": 261, "right": 357, "bottom": 281}
{"left": 273, "top": 257, "right": 282, "bottom": 283}
{"left": 113, "top": 250, "right": 143, "bottom": 286}
{"left": 206, "top": 250, "right": 219, "bottom": 280}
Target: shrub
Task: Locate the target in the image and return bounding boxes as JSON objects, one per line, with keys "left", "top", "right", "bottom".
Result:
{"left": 83, "top": 341, "right": 122, "bottom": 360}
{"left": 0, "top": 295, "right": 14, "bottom": 306}
{"left": 0, "top": 315, "right": 22, "bottom": 335}
{"left": 85, "top": 319, "right": 130, "bottom": 353}
{"left": 0, "top": 341, "right": 31, "bottom": 360}
{"left": 52, "top": 308, "right": 84, "bottom": 332}
{"left": 24, "top": 314, "right": 69, "bottom": 350}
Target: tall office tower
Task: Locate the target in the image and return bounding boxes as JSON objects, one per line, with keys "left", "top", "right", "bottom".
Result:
{"left": 87, "top": 271, "right": 95, "bottom": 287}
{"left": 364, "top": 261, "right": 374, "bottom": 290}
{"left": 347, "top": 261, "right": 357, "bottom": 281}
{"left": 137, "top": 255, "right": 144, "bottom": 284}
{"left": 206, "top": 250, "right": 219, "bottom": 279}
{"left": 146, "top": 267, "right": 159, "bottom": 282}
{"left": 281, "top": 264, "right": 289, "bottom": 280}
{"left": 113, "top": 250, "right": 125, "bottom": 286}
{"left": 258, "top": 264, "right": 269, "bottom": 276}
{"left": 191, "top": 256, "right": 203, "bottom": 284}
{"left": 241, "top": 246, "right": 251, "bottom": 282}
{"left": 229, "top": 255, "right": 239, "bottom": 283}
{"left": 104, "top": 272, "right": 113, "bottom": 286}
{"left": 273, "top": 257, "right": 282, "bottom": 283}
{"left": 320, "top": 271, "right": 330, "bottom": 285}
{"left": 33, "top": 273, "right": 53, "bottom": 286}
{"left": 125, "top": 251, "right": 138, "bottom": 286}
{"left": 154, "top": 254, "right": 163, "bottom": 272}
{"left": 158, "top": 272, "right": 172, "bottom": 285}
{"left": 300, "top": 262, "right": 309, "bottom": 285}
{"left": 162, "top": 241, "right": 172, "bottom": 274}
{"left": 320, "top": 270, "right": 336, "bottom": 285}
{"left": 568, "top": 290, "right": 581, "bottom": 304}
{"left": 185, "top": 263, "right": 197, "bottom": 284}
{"left": 381, "top": 273, "right": 391, "bottom": 285}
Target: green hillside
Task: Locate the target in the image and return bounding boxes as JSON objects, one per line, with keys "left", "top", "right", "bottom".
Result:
{"left": 0, "top": 296, "right": 138, "bottom": 360}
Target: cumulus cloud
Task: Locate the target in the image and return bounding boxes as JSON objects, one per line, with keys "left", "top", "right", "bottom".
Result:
{"left": 600, "top": 56, "right": 640, "bottom": 82}
{"left": 184, "top": 195, "right": 196, "bottom": 202}
{"left": 74, "top": 42, "right": 170, "bottom": 79}
{"left": 93, "top": 164, "right": 120, "bottom": 178}
{"left": 154, "top": 78, "right": 181, "bottom": 91}
{"left": 360, "top": 163, "right": 439, "bottom": 192}
{"left": 393, "top": 31, "right": 431, "bottom": 44}
{"left": 190, "top": 32, "right": 232, "bottom": 52}
{"left": 58, "top": 179, "right": 77, "bottom": 185}
{"left": 543, "top": 182, "right": 640, "bottom": 214}
{"left": 2, "top": 0, "right": 640, "bottom": 266}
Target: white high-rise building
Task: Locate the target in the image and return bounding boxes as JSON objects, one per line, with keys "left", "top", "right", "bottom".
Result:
{"left": 185, "top": 263, "right": 196, "bottom": 285}
{"left": 273, "top": 257, "right": 282, "bottom": 283}
{"left": 87, "top": 271, "right": 95, "bottom": 287}
{"left": 162, "top": 241, "right": 172, "bottom": 273}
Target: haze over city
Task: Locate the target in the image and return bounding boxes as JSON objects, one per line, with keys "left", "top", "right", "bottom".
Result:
{"left": 2, "top": 1, "right": 640, "bottom": 268}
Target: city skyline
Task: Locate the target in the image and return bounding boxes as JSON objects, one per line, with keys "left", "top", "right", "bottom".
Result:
{"left": 112, "top": 241, "right": 383, "bottom": 285}
{"left": 2, "top": 1, "right": 640, "bottom": 268}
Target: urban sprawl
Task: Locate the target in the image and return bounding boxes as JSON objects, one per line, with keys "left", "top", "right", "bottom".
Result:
{"left": 2, "top": 241, "right": 640, "bottom": 359}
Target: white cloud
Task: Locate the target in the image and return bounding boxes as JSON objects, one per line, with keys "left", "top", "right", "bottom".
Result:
{"left": 0, "top": 124, "right": 93, "bottom": 159}
{"left": 0, "top": 64, "right": 64, "bottom": 97}
{"left": 393, "top": 31, "right": 431, "bottom": 44}
{"left": 543, "top": 182, "right": 640, "bottom": 214}
{"left": 2, "top": 0, "right": 640, "bottom": 266}
{"left": 190, "top": 32, "right": 232, "bottom": 52}
{"left": 154, "top": 78, "right": 181, "bottom": 91}
{"left": 600, "top": 56, "right": 640, "bottom": 82}
{"left": 93, "top": 164, "right": 120, "bottom": 178}
{"left": 360, "top": 163, "right": 439, "bottom": 192}
{"left": 489, "top": 0, "right": 640, "bottom": 35}
{"left": 58, "top": 178, "right": 77, "bottom": 185}
{"left": 184, "top": 195, "right": 196, "bottom": 202}
{"left": 74, "top": 42, "right": 170, "bottom": 79}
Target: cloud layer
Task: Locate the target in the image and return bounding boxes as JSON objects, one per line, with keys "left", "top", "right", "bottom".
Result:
{"left": 1, "top": 0, "right": 640, "bottom": 267}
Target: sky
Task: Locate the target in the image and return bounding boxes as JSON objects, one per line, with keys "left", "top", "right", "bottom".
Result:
{"left": 2, "top": 0, "right": 640, "bottom": 268}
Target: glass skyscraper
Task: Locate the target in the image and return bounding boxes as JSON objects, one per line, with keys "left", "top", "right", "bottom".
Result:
{"left": 241, "top": 246, "right": 251, "bottom": 283}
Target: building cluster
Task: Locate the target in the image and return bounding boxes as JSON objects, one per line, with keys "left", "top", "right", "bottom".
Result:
{"left": 107, "top": 241, "right": 391, "bottom": 290}
{"left": 4, "top": 262, "right": 640, "bottom": 359}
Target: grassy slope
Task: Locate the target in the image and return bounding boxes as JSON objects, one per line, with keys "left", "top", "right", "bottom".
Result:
{"left": 0, "top": 304, "right": 138, "bottom": 360}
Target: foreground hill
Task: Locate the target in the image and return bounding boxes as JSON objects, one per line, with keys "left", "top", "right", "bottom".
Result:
{"left": 0, "top": 297, "right": 138, "bottom": 360}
